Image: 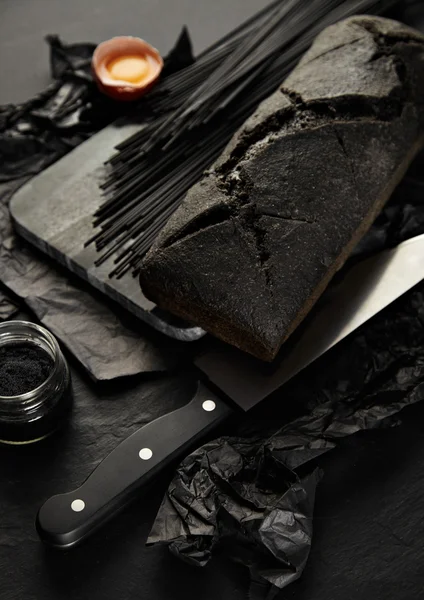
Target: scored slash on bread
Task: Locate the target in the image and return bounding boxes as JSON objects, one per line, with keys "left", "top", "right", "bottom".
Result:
{"left": 139, "top": 16, "right": 424, "bottom": 361}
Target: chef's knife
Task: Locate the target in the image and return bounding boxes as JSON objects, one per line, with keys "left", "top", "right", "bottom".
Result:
{"left": 37, "top": 234, "right": 424, "bottom": 548}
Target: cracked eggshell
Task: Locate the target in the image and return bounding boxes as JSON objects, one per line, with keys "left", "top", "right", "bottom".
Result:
{"left": 92, "top": 36, "right": 163, "bottom": 101}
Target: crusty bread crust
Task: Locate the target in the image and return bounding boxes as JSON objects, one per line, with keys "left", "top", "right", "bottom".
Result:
{"left": 140, "top": 16, "right": 424, "bottom": 361}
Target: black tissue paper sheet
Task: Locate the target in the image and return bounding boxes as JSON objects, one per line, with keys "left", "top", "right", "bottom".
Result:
{"left": 0, "top": 30, "right": 193, "bottom": 380}
{"left": 149, "top": 278, "right": 424, "bottom": 599}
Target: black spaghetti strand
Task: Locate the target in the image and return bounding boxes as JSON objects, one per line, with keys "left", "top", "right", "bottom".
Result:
{"left": 87, "top": 0, "right": 400, "bottom": 278}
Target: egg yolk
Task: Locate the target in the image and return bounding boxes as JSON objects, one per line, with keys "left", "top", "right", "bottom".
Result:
{"left": 107, "top": 55, "right": 150, "bottom": 83}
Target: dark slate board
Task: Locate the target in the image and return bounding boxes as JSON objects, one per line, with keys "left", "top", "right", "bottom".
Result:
{"left": 9, "top": 119, "right": 205, "bottom": 342}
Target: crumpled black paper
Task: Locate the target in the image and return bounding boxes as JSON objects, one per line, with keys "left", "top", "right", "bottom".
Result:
{"left": 149, "top": 276, "right": 424, "bottom": 599}
{"left": 0, "top": 29, "right": 193, "bottom": 380}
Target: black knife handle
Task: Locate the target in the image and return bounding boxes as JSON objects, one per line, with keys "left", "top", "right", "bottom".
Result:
{"left": 36, "top": 382, "right": 232, "bottom": 549}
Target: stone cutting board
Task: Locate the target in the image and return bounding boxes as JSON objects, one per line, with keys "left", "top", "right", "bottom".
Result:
{"left": 9, "top": 119, "right": 204, "bottom": 342}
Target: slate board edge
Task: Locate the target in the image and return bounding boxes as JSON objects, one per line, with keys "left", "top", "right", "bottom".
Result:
{"left": 8, "top": 119, "right": 205, "bottom": 343}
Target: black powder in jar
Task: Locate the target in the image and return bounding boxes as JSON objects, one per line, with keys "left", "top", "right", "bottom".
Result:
{"left": 0, "top": 321, "right": 72, "bottom": 444}
{"left": 0, "top": 343, "right": 54, "bottom": 396}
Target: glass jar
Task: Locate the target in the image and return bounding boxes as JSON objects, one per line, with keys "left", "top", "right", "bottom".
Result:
{"left": 0, "top": 321, "right": 72, "bottom": 444}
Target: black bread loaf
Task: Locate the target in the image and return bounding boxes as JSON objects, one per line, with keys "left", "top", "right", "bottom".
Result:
{"left": 139, "top": 16, "right": 424, "bottom": 361}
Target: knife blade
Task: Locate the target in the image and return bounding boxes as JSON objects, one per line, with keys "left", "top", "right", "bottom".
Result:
{"left": 196, "top": 232, "right": 424, "bottom": 410}
{"left": 36, "top": 233, "right": 424, "bottom": 548}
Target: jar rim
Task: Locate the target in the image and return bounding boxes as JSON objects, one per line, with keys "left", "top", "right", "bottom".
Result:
{"left": 0, "top": 320, "right": 62, "bottom": 404}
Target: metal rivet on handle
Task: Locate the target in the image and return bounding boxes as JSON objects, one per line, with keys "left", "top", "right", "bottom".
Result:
{"left": 71, "top": 499, "right": 85, "bottom": 512}
{"left": 139, "top": 448, "right": 153, "bottom": 460}
{"left": 202, "top": 400, "right": 216, "bottom": 412}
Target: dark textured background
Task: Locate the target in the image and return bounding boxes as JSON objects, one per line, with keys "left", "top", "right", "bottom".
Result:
{"left": 1, "top": 2, "right": 424, "bottom": 600}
